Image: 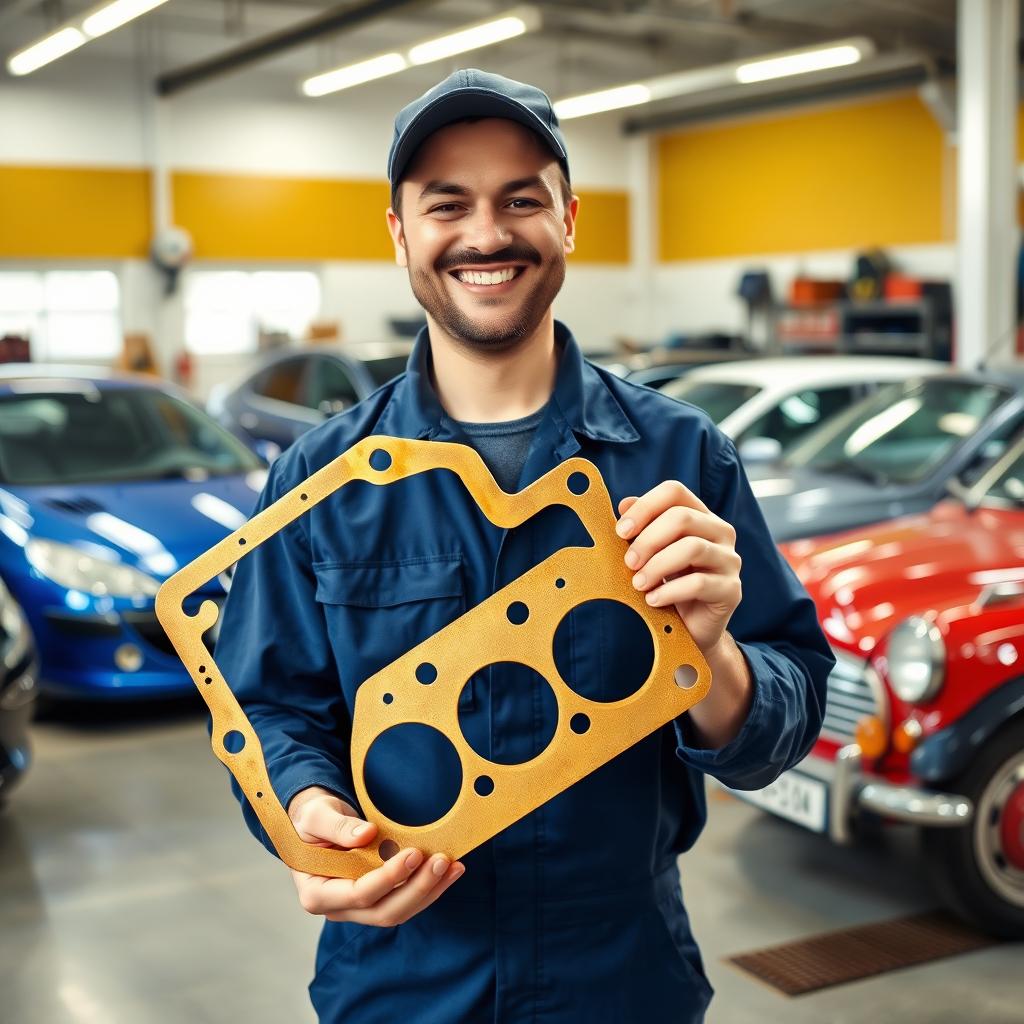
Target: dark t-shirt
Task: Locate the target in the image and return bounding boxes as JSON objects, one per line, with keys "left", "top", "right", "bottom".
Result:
{"left": 454, "top": 405, "right": 547, "bottom": 492}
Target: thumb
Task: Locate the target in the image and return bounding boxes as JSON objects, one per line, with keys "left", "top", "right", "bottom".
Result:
{"left": 291, "top": 793, "right": 378, "bottom": 850}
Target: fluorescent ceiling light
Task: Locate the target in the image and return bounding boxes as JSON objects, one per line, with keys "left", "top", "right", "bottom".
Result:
{"left": 83, "top": 0, "right": 172, "bottom": 39}
{"left": 554, "top": 37, "right": 875, "bottom": 120}
{"left": 7, "top": 27, "right": 86, "bottom": 76}
{"left": 303, "top": 53, "right": 407, "bottom": 98}
{"left": 5, "top": 0, "right": 171, "bottom": 76}
{"left": 302, "top": 6, "right": 540, "bottom": 98}
{"left": 555, "top": 84, "right": 652, "bottom": 121}
{"left": 736, "top": 44, "right": 864, "bottom": 84}
{"left": 408, "top": 10, "right": 538, "bottom": 66}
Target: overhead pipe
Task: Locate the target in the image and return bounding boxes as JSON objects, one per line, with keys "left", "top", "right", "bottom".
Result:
{"left": 156, "top": 0, "right": 429, "bottom": 96}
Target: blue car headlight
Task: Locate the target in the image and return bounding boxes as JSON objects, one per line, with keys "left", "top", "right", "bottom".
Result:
{"left": 26, "top": 539, "right": 160, "bottom": 598}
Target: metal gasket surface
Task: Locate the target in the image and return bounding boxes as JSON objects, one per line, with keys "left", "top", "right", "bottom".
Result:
{"left": 156, "top": 435, "right": 711, "bottom": 878}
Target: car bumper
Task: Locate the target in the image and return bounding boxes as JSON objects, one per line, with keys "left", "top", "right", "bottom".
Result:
{"left": 729, "top": 743, "right": 974, "bottom": 844}
{"left": 31, "top": 599, "right": 221, "bottom": 700}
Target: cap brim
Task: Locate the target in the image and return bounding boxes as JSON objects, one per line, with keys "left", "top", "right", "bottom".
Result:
{"left": 388, "top": 87, "right": 569, "bottom": 194}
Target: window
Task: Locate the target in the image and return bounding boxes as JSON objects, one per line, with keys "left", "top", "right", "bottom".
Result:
{"left": 0, "top": 387, "right": 261, "bottom": 485}
{"left": 252, "top": 357, "right": 308, "bottom": 406}
{"left": 305, "top": 356, "right": 359, "bottom": 412}
{"left": 0, "top": 271, "right": 121, "bottom": 361}
{"left": 786, "top": 379, "right": 1011, "bottom": 484}
{"left": 184, "top": 270, "right": 321, "bottom": 355}
{"left": 738, "top": 386, "right": 857, "bottom": 450}
{"left": 664, "top": 379, "right": 761, "bottom": 423}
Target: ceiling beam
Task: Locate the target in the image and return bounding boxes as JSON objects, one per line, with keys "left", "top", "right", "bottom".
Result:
{"left": 155, "top": 0, "right": 430, "bottom": 96}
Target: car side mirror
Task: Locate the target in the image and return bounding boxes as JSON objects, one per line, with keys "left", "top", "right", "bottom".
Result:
{"left": 738, "top": 437, "right": 783, "bottom": 464}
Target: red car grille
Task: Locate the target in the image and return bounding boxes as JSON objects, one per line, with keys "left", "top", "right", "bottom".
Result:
{"left": 821, "top": 647, "right": 882, "bottom": 744}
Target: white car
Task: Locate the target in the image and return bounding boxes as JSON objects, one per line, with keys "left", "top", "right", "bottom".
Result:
{"left": 661, "top": 356, "right": 949, "bottom": 463}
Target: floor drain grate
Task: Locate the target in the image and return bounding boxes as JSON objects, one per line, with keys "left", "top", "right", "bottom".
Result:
{"left": 726, "top": 911, "right": 996, "bottom": 996}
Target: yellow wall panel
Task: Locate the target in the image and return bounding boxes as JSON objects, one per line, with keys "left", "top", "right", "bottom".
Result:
{"left": 658, "top": 93, "right": 947, "bottom": 261}
{"left": 172, "top": 173, "right": 395, "bottom": 261}
{"left": 172, "top": 172, "right": 630, "bottom": 265}
{"left": 571, "top": 190, "right": 630, "bottom": 264}
{"left": 0, "top": 166, "right": 151, "bottom": 258}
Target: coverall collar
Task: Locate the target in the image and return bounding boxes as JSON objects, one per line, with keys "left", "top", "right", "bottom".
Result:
{"left": 376, "top": 320, "right": 641, "bottom": 446}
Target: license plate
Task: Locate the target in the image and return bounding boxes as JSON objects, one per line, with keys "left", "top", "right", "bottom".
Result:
{"left": 728, "top": 770, "right": 828, "bottom": 833}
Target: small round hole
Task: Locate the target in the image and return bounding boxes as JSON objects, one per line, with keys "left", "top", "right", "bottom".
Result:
{"left": 570, "top": 713, "right": 591, "bottom": 735}
{"left": 238, "top": 537, "right": 247, "bottom": 546}
{"left": 369, "top": 449, "right": 392, "bottom": 472}
{"left": 415, "top": 662, "right": 437, "bottom": 685}
{"left": 664, "top": 625, "right": 673, "bottom": 634}
{"left": 256, "top": 791, "right": 263, "bottom": 799}
{"left": 383, "top": 693, "right": 394, "bottom": 705}
{"left": 379, "top": 839, "right": 400, "bottom": 861}
{"left": 474, "top": 775, "right": 495, "bottom": 797}
{"left": 300, "top": 493, "right": 308, "bottom": 501}
{"left": 224, "top": 730, "right": 246, "bottom": 754}
{"left": 674, "top": 665, "right": 698, "bottom": 689}
{"left": 204, "top": 677, "right": 212, "bottom": 684}
{"left": 506, "top": 601, "right": 529, "bottom": 625}
{"left": 566, "top": 471, "right": 590, "bottom": 495}
{"left": 198, "top": 665, "right": 206, "bottom": 673}
{"left": 555, "top": 578, "right": 566, "bottom": 589}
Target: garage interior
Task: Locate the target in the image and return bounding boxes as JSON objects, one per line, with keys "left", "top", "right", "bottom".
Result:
{"left": 1, "top": 1, "right": 1024, "bottom": 1022}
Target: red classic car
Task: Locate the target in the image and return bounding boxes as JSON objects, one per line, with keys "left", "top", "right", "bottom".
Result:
{"left": 731, "top": 433, "right": 1024, "bottom": 938}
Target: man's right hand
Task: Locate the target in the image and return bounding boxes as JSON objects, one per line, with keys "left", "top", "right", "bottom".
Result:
{"left": 286, "top": 786, "right": 464, "bottom": 927}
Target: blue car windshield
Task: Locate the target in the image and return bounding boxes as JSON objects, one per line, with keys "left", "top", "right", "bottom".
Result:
{"left": 782, "top": 378, "right": 1012, "bottom": 484}
{"left": 0, "top": 386, "right": 263, "bottom": 485}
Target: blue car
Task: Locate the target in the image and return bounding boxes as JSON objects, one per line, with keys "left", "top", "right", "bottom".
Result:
{"left": 0, "top": 366, "right": 266, "bottom": 700}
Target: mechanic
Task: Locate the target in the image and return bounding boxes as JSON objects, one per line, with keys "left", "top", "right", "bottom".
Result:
{"left": 216, "top": 68, "right": 833, "bottom": 1024}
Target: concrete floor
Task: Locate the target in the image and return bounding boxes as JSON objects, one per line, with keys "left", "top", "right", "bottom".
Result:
{"left": 1, "top": 699, "right": 1021, "bottom": 1024}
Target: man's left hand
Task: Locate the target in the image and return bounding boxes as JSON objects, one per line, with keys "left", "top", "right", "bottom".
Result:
{"left": 616, "top": 480, "right": 742, "bottom": 657}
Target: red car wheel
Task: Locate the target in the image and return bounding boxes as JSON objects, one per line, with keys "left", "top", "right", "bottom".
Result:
{"left": 924, "top": 719, "right": 1024, "bottom": 939}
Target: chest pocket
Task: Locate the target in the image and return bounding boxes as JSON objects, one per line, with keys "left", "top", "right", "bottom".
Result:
{"left": 313, "top": 555, "right": 470, "bottom": 705}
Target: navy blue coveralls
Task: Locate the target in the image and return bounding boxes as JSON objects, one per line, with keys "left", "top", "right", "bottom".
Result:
{"left": 216, "top": 321, "right": 833, "bottom": 1023}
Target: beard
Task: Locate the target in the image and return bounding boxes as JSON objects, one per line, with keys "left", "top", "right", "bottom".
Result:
{"left": 407, "top": 242, "right": 565, "bottom": 354}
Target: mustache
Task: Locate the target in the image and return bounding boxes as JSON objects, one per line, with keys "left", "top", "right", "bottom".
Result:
{"left": 436, "top": 245, "right": 542, "bottom": 272}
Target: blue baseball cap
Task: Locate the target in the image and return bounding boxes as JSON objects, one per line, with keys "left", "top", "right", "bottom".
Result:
{"left": 387, "top": 68, "right": 570, "bottom": 203}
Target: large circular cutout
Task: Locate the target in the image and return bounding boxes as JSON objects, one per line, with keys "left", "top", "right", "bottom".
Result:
{"left": 458, "top": 662, "right": 557, "bottom": 766}
{"left": 553, "top": 599, "right": 654, "bottom": 703}
{"left": 363, "top": 723, "right": 462, "bottom": 828}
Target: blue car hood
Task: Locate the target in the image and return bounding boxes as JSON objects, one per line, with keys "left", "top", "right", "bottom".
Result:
{"left": 8, "top": 471, "right": 265, "bottom": 582}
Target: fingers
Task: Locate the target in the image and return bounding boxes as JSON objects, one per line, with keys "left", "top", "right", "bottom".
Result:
{"left": 291, "top": 844, "right": 425, "bottom": 916}
{"left": 623, "top": 505, "right": 735, "bottom": 576}
{"left": 630, "top": 536, "right": 741, "bottom": 597}
{"left": 616, "top": 480, "right": 710, "bottom": 543}
{"left": 329, "top": 854, "right": 465, "bottom": 927}
{"left": 291, "top": 796, "right": 378, "bottom": 850}
{"left": 641, "top": 570, "right": 742, "bottom": 609}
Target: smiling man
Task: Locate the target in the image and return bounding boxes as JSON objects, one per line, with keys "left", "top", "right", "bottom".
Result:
{"left": 216, "top": 69, "right": 833, "bottom": 1023}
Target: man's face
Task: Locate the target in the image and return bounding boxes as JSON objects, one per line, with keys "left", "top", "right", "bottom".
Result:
{"left": 387, "top": 118, "right": 577, "bottom": 354}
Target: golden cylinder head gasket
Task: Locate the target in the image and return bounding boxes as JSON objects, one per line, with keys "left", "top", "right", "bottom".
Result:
{"left": 156, "top": 435, "right": 710, "bottom": 878}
